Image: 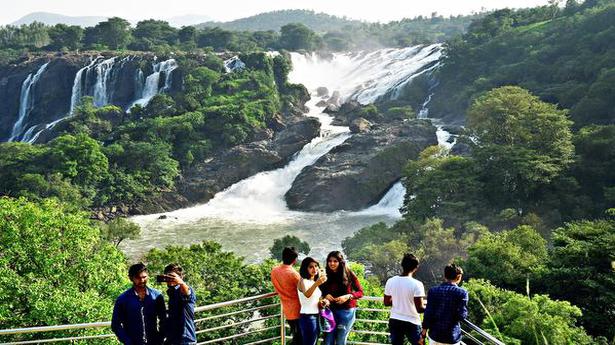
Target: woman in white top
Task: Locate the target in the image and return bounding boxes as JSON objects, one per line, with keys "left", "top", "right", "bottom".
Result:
{"left": 298, "top": 257, "right": 328, "bottom": 345}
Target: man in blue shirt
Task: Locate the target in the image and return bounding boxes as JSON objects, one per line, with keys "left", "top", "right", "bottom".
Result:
{"left": 420, "top": 264, "right": 468, "bottom": 345}
{"left": 162, "top": 263, "right": 197, "bottom": 345}
{"left": 112, "top": 263, "right": 166, "bottom": 345}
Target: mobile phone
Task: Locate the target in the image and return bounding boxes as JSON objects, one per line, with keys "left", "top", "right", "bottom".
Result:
{"left": 156, "top": 274, "right": 171, "bottom": 283}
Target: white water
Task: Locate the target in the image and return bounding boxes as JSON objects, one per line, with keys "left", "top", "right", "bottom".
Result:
{"left": 130, "top": 58, "right": 178, "bottom": 108}
{"left": 8, "top": 62, "right": 50, "bottom": 142}
{"left": 92, "top": 57, "right": 117, "bottom": 107}
{"left": 289, "top": 44, "right": 442, "bottom": 104}
{"left": 70, "top": 57, "right": 101, "bottom": 113}
{"left": 126, "top": 45, "right": 446, "bottom": 261}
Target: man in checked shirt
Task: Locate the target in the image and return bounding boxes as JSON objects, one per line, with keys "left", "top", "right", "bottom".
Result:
{"left": 419, "top": 264, "right": 468, "bottom": 345}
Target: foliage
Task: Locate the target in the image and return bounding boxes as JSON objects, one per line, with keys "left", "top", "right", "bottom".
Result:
{"left": 428, "top": 2, "right": 615, "bottom": 127}
{"left": 468, "top": 86, "right": 574, "bottom": 203}
{"left": 84, "top": 17, "right": 131, "bottom": 50}
{"left": 465, "top": 225, "right": 548, "bottom": 291}
{"left": 0, "top": 197, "right": 128, "bottom": 339}
{"left": 145, "top": 241, "right": 275, "bottom": 343}
{"left": 269, "top": 235, "right": 311, "bottom": 261}
{"left": 403, "top": 145, "right": 486, "bottom": 227}
{"left": 466, "top": 279, "right": 594, "bottom": 345}
{"left": 542, "top": 219, "right": 615, "bottom": 340}
{"left": 99, "top": 217, "right": 141, "bottom": 247}
{"left": 347, "top": 218, "right": 485, "bottom": 286}
{"left": 279, "top": 23, "right": 321, "bottom": 51}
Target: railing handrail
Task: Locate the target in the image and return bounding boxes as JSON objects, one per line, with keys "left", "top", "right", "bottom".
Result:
{"left": 462, "top": 320, "right": 506, "bottom": 345}
{"left": 0, "top": 293, "right": 505, "bottom": 345}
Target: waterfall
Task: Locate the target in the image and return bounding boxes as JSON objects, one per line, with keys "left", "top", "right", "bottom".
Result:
{"left": 127, "top": 45, "right": 446, "bottom": 259}
{"left": 224, "top": 56, "right": 245, "bottom": 73}
{"left": 8, "top": 62, "right": 50, "bottom": 142}
{"left": 129, "top": 58, "right": 178, "bottom": 108}
{"left": 92, "top": 57, "right": 117, "bottom": 107}
{"left": 288, "top": 44, "right": 442, "bottom": 104}
{"left": 133, "top": 45, "right": 445, "bottom": 225}
{"left": 70, "top": 57, "right": 101, "bottom": 113}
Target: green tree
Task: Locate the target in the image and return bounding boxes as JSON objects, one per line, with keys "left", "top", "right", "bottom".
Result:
{"left": 465, "top": 225, "right": 548, "bottom": 291}
{"left": 131, "top": 20, "right": 178, "bottom": 50}
{"left": 542, "top": 219, "right": 615, "bottom": 339}
{"left": 269, "top": 235, "right": 311, "bottom": 261}
{"left": 354, "top": 240, "right": 410, "bottom": 283}
{"left": 0, "top": 198, "right": 128, "bottom": 333}
{"left": 90, "top": 17, "right": 132, "bottom": 50}
{"left": 403, "top": 146, "right": 486, "bottom": 227}
{"left": 278, "top": 23, "right": 319, "bottom": 51}
{"left": 47, "top": 133, "right": 109, "bottom": 200}
{"left": 468, "top": 86, "right": 574, "bottom": 206}
{"left": 100, "top": 217, "right": 141, "bottom": 247}
{"left": 465, "top": 279, "right": 594, "bottom": 345}
{"left": 47, "top": 24, "right": 83, "bottom": 50}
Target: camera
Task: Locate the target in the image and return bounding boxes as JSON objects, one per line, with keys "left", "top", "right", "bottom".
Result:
{"left": 156, "top": 274, "right": 172, "bottom": 283}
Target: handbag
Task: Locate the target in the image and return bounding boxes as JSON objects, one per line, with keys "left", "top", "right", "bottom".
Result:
{"left": 319, "top": 307, "right": 336, "bottom": 333}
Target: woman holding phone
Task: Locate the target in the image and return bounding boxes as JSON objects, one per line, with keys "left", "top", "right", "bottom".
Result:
{"left": 320, "top": 251, "right": 364, "bottom": 345}
{"left": 297, "top": 257, "right": 328, "bottom": 345}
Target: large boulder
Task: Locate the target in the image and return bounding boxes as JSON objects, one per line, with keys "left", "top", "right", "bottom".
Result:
{"left": 350, "top": 117, "right": 371, "bottom": 133}
{"left": 285, "top": 119, "right": 437, "bottom": 212}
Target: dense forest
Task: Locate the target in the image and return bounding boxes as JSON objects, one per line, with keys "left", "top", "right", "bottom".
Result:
{"left": 1, "top": 1, "right": 614, "bottom": 344}
{"left": 0, "top": 9, "right": 478, "bottom": 65}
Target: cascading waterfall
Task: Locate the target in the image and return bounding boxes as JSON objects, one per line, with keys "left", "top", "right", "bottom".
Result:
{"left": 70, "top": 57, "right": 102, "bottom": 113}
{"left": 92, "top": 57, "right": 117, "bottom": 107}
{"left": 128, "top": 45, "right": 446, "bottom": 261}
{"left": 13, "top": 56, "right": 179, "bottom": 143}
{"left": 289, "top": 44, "right": 442, "bottom": 105}
{"left": 8, "top": 62, "right": 50, "bottom": 142}
{"left": 130, "top": 58, "right": 178, "bottom": 108}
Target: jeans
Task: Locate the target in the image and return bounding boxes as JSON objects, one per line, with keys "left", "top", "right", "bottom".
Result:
{"left": 389, "top": 318, "right": 422, "bottom": 345}
{"left": 288, "top": 319, "right": 303, "bottom": 345}
{"left": 324, "top": 308, "right": 356, "bottom": 345}
{"left": 299, "top": 314, "right": 320, "bottom": 345}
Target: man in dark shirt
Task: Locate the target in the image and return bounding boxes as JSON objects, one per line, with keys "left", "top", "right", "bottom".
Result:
{"left": 163, "top": 263, "right": 197, "bottom": 345}
{"left": 420, "top": 264, "right": 468, "bottom": 345}
{"left": 112, "top": 263, "right": 166, "bottom": 345}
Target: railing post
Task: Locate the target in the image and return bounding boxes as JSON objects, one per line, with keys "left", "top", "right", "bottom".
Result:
{"left": 280, "top": 304, "right": 286, "bottom": 345}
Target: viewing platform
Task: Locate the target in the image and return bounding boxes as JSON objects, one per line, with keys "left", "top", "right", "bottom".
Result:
{"left": 0, "top": 293, "right": 505, "bottom": 345}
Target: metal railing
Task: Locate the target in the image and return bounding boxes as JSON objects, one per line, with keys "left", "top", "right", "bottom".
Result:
{"left": 0, "top": 293, "right": 504, "bottom": 345}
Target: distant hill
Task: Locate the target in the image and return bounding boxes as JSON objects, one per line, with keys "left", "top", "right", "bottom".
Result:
{"left": 165, "top": 15, "right": 213, "bottom": 28}
{"left": 11, "top": 12, "right": 212, "bottom": 28}
{"left": 197, "top": 9, "right": 364, "bottom": 32}
{"left": 11, "top": 12, "right": 107, "bottom": 27}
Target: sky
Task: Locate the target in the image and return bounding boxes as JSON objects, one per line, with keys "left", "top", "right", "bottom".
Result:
{"left": 2, "top": 0, "right": 552, "bottom": 25}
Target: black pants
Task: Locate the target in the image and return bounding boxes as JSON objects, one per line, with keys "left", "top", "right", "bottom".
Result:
{"left": 389, "top": 318, "right": 422, "bottom": 345}
{"left": 287, "top": 319, "right": 303, "bottom": 345}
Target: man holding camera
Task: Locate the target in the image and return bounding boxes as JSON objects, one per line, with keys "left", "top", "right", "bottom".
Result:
{"left": 112, "top": 263, "right": 167, "bottom": 345}
{"left": 161, "top": 263, "right": 197, "bottom": 345}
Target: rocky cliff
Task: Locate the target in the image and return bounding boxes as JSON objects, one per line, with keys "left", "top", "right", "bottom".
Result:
{"left": 285, "top": 118, "right": 437, "bottom": 212}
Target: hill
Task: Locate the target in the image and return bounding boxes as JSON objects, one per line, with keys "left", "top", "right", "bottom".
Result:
{"left": 11, "top": 12, "right": 107, "bottom": 27}
{"left": 197, "top": 9, "right": 364, "bottom": 32}
{"left": 419, "top": 0, "right": 615, "bottom": 127}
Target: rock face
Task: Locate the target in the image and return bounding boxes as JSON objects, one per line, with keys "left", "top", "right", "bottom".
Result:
{"left": 132, "top": 116, "right": 321, "bottom": 214}
{"left": 0, "top": 57, "right": 83, "bottom": 140}
{"left": 285, "top": 119, "right": 437, "bottom": 212}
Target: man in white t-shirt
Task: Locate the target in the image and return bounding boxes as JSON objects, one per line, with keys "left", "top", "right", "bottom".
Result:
{"left": 384, "top": 253, "right": 426, "bottom": 345}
